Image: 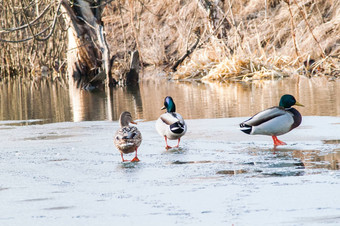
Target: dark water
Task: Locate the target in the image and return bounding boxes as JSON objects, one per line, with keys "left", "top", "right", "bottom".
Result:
{"left": 0, "top": 76, "right": 339, "bottom": 124}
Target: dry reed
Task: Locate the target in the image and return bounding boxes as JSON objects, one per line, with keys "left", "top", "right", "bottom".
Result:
{"left": 2, "top": 0, "right": 339, "bottom": 82}
{"left": 0, "top": 0, "right": 67, "bottom": 80}
{"left": 104, "top": 0, "right": 340, "bottom": 82}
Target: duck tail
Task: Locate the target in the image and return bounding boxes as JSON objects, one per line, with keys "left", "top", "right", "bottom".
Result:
{"left": 170, "top": 122, "right": 185, "bottom": 134}
{"left": 240, "top": 123, "right": 252, "bottom": 135}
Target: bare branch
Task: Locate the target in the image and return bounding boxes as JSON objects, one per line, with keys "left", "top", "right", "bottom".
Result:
{"left": 0, "top": 2, "right": 52, "bottom": 33}
{"left": 0, "top": 0, "right": 63, "bottom": 43}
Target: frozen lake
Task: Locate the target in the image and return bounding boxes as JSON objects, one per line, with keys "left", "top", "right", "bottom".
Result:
{"left": 0, "top": 116, "right": 339, "bottom": 225}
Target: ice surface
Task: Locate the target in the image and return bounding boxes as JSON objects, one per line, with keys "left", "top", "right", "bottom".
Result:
{"left": 0, "top": 116, "right": 339, "bottom": 225}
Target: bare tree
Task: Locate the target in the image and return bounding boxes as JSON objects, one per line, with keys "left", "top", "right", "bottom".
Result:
{"left": 61, "top": 0, "right": 114, "bottom": 89}
{"left": 0, "top": 0, "right": 114, "bottom": 89}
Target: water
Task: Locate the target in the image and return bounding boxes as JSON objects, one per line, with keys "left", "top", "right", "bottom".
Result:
{"left": 0, "top": 76, "right": 339, "bottom": 124}
{"left": 0, "top": 76, "right": 340, "bottom": 225}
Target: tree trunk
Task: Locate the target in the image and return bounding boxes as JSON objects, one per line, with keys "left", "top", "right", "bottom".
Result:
{"left": 61, "top": 0, "right": 114, "bottom": 90}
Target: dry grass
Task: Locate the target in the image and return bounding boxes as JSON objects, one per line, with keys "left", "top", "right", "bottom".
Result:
{"left": 103, "top": 0, "right": 204, "bottom": 65}
{"left": 2, "top": 0, "right": 339, "bottom": 82}
{"left": 104, "top": 0, "right": 340, "bottom": 82}
{"left": 0, "top": 0, "right": 67, "bottom": 79}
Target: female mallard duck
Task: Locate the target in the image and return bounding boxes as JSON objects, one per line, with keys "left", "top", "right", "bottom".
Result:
{"left": 114, "top": 111, "right": 142, "bottom": 162}
{"left": 156, "top": 96, "right": 187, "bottom": 149}
{"left": 240, "top": 94, "right": 304, "bottom": 146}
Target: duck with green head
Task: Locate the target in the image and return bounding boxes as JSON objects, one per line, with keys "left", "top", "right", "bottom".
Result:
{"left": 114, "top": 111, "right": 142, "bottom": 162}
{"left": 240, "top": 94, "right": 304, "bottom": 146}
{"left": 156, "top": 96, "right": 187, "bottom": 149}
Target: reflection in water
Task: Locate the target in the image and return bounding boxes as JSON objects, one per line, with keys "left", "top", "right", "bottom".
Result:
{"left": 0, "top": 76, "right": 339, "bottom": 123}
{"left": 247, "top": 147, "right": 340, "bottom": 174}
{"left": 68, "top": 81, "right": 144, "bottom": 122}
{"left": 292, "top": 149, "right": 340, "bottom": 170}
{"left": 69, "top": 83, "right": 108, "bottom": 122}
{"left": 111, "top": 84, "right": 144, "bottom": 121}
{"left": 0, "top": 78, "right": 71, "bottom": 124}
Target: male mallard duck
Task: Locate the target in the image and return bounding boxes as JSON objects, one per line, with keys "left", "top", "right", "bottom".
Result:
{"left": 240, "top": 94, "right": 304, "bottom": 146}
{"left": 156, "top": 96, "right": 187, "bottom": 149}
{"left": 114, "top": 111, "right": 142, "bottom": 162}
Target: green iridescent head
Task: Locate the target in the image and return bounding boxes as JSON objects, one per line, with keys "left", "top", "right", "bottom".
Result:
{"left": 279, "top": 94, "right": 304, "bottom": 108}
{"left": 161, "top": 96, "right": 176, "bottom": 113}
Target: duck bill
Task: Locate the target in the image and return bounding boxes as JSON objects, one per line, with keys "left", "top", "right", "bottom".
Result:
{"left": 295, "top": 101, "right": 304, "bottom": 107}
{"left": 161, "top": 106, "right": 166, "bottom": 110}
{"left": 130, "top": 120, "right": 137, "bottom": 125}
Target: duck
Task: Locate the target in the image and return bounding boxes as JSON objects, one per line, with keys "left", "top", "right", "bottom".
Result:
{"left": 114, "top": 111, "right": 142, "bottom": 162}
{"left": 240, "top": 94, "right": 304, "bottom": 146}
{"left": 156, "top": 96, "right": 187, "bottom": 149}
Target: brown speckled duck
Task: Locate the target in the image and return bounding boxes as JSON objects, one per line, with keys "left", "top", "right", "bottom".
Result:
{"left": 114, "top": 111, "right": 142, "bottom": 162}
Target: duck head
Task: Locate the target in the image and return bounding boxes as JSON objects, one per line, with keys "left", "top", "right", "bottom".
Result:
{"left": 119, "top": 111, "right": 137, "bottom": 127}
{"left": 161, "top": 96, "right": 176, "bottom": 113}
{"left": 279, "top": 94, "right": 304, "bottom": 108}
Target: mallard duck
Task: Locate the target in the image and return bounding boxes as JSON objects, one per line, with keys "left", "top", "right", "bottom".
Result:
{"left": 240, "top": 94, "right": 304, "bottom": 146}
{"left": 114, "top": 111, "right": 142, "bottom": 162}
{"left": 156, "top": 96, "right": 187, "bottom": 149}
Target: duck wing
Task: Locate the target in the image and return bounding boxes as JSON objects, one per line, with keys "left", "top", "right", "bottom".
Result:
{"left": 240, "top": 107, "right": 296, "bottom": 136}
{"left": 159, "top": 113, "right": 181, "bottom": 125}
{"left": 159, "top": 112, "right": 186, "bottom": 135}
{"left": 124, "top": 126, "right": 141, "bottom": 139}
{"left": 114, "top": 126, "right": 142, "bottom": 146}
{"left": 241, "top": 107, "right": 286, "bottom": 126}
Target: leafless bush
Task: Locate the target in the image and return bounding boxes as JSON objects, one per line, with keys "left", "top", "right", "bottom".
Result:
{"left": 0, "top": 0, "right": 67, "bottom": 79}
{"left": 104, "top": 0, "right": 340, "bottom": 81}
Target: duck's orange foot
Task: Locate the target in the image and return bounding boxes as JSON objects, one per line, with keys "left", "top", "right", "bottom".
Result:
{"left": 131, "top": 157, "right": 140, "bottom": 162}
{"left": 272, "top": 136, "right": 287, "bottom": 146}
{"left": 121, "top": 153, "right": 131, "bottom": 162}
{"left": 165, "top": 145, "right": 172, "bottom": 150}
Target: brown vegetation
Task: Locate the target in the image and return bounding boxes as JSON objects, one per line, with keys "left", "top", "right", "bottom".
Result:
{"left": 1, "top": 0, "right": 339, "bottom": 83}
{"left": 0, "top": 0, "right": 67, "bottom": 79}
{"left": 103, "top": 0, "right": 340, "bottom": 82}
